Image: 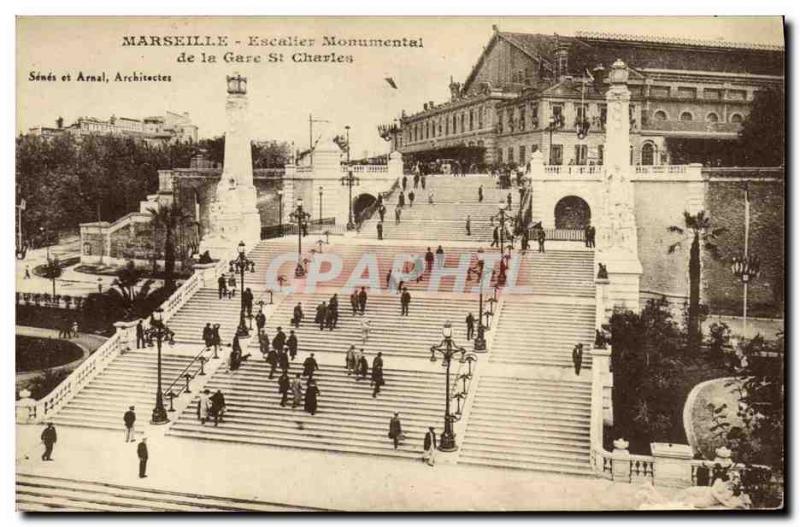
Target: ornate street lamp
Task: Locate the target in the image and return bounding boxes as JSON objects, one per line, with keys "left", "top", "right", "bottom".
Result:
{"left": 318, "top": 186, "right": 324, "bottom": 225}
{"left": 229, "top": 241, "right": 255, "bottom": 337}
{"left": 378, "top": 119, "right": 402, "bottom": 152}
{"left": 490, "top": 203, "right": 512, "bottom": 257}
{"left": 289, "top": 198, "right": 311, "bottom": 278}
{"left": 469, "top": 248, "right": 487, "bottom": 352}
{"left": 277, "top": 190, "right": 284, "bottom": 236}
{"left": 340, "top": 125, "right": 360, "bottom": 230}
{"left": 429, "top": 321, "right": 468, "bottom": 452}
{"left": 731, "top": 255, "right": 760, "bottom": 338}
{"left": 145, "top": 308, "right": 175, "bottom": 425}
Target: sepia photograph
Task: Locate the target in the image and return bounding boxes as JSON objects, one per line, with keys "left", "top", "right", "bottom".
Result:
{"left": 12, "top": 15, "right": 785, "bottom": 512}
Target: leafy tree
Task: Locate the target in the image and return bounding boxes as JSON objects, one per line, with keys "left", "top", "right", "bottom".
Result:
{"left": 148, "top": 203, "right": 191, "bottom": 291}
{"left": 667, "top": 211, "right": 726, "bottom": 351}
{"left": 40, "top": 257, "right": 63, "bottom": 298}
{"left": 738, "top": 87, "right": 785, "bottom": 167}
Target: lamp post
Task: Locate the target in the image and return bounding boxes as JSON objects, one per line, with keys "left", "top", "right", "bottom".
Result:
{"left": 340, "top": 125, "right": 360, "bottom": 230}
{"left": 490, "top": 203, "right": 512, "bottom": 256}
{"left": 471, "top": 249, "right": 487, "bottom": 352}
{"left": 429, "top": 321, "right": 467, "bottom": 452}
{"left": 318, "top": 186, "right": 324, "bottom": 225}
{"left": 145, "top": 308, "right": 174, "bottom": 425}
{"left": 229, "top": 241, "right": 255, "bottom": 337}
{"left": 277, "top": 190, "right": 284, "bottom": 236}
{"left": 731, "top": 255, "right": 760, "bottom": 339}
{"left": 289, "top": 198, "right": 311, "bottom": 278}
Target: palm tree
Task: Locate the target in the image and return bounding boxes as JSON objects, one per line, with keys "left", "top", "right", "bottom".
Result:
{"left": 148, "top": 202, "right": 190, "bottom": 291}
{"left": 40, "top": 257, "right": 62, "bottom": 298}
{"left": 667, "top": 211, "right": 726, "bottom": 350}
{"left": 111, "top": 260, "right": 143, "bottom": 304}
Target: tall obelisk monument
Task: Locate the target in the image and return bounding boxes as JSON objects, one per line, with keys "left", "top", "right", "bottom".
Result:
{"left": 200, "top": 74, "right": 261, "bottom": 255}
{"left": 597, "top": 59, "right": 642, "bottom": 309}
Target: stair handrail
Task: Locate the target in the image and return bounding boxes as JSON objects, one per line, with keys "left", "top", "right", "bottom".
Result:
{"left": 162, "top": 345, "right": 212, "bottom": 400}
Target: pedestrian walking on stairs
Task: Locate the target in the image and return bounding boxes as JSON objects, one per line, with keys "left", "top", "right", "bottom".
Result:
{"left": 466, "top": 215, "right": 471, "bottom": 237}
{"left": 388, "top": 413, "right": 403, "bottom": 449}
{"left": 123, "top": 406, "right": 136, "bottom": 443}
{"left": 345, "top": 345, "right": 356, "bottom": 375}
{"left": 356, "top": 350, "right": 369, "bottom": 381}
{"left": 377, "top": 221, "right": 383, "bottom": 240}
{"left": 360, "top": 318, "right": 372, "bottom": 345}
{"left": 350, "top": 289, "right": 359, "bottom": 316}
{"left": 572, "top": 343, "right": 583, "bottom": 376}
{"left": 304, "top": 378, "right": 320, "bottom": 415}
{"left": 466, "top": 312, "right": 475, "bottom": 340}
{"left": 395, "top": 205, "right": 402, "bottom": 225}
{"left": 255, "top": 309, "right": 266, "bottom": 335}
{"left": 290, "top": 373, "right": 303, "bottom": 409}
{"left": 371, "top": 352, "right": 385, "bottom": 397}
{"left": 137, "top": 437, "right": 148, "bottom": 478}
{"left": 278, "top": 371, "right": 290, "bottom": 407}
{"left": 302, "top": 353, "right": 319, "bottom": 378}
{"left": 358, "top": 287, "right": 368, "bottom": 314}
{"left": 478, "top": 185, "right": 484, "bottom": 203}
{"left": 218, "top": 275, "right": 227, "bottom": 299}
{"left": 40, "top": 423, "right": 56, "bottom": 461}
{"left": 408, "top": 190, "right": 415, "bottom": 207}
{"left": 292, "top": 302, "right": 304, "bottom": 328}
{"left": 198, "top": 389, "right": 210, "bottom": 424}
{"left": 400, "top": 287, "right": 411, "bottom": 316}
{"left": 287, "top": 330, "right": 298, "bottom": 361}
{"left": 423, "top": 427, "right": 437, "bottom": 466}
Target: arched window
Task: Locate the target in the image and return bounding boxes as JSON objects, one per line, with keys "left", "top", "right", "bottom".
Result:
{"left": 706, "top": 112, "right": 719, "bottom": 123}
{"left": 641, "top": 142, "right": 655, "bottom": 166}
{"left": 653, "top": 110, "right": 667, "bottom": 121}
{"left": 680, "top": 111, "right": 693, "bottom": 122}
{"left": 730, "top": 113, "right": 743, "bottom": 124}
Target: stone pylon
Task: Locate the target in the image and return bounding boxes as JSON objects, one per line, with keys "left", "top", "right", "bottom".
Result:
{"left": 596, "top": 59, "right": 642, "bottom": 311}
{"left": 200, "top": 74, "right": 262, "bottom": 257}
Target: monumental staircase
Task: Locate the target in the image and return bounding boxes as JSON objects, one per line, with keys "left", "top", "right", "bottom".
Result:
{"left": 359, "top": 175, "right": 521, "bottom": 242}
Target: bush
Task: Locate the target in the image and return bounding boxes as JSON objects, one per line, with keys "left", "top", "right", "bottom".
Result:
{"left": 16, "top": 335, "right": 84, "bottom": 373}
{"left": 25, "top": 369, "right": 71, "bottom": 400}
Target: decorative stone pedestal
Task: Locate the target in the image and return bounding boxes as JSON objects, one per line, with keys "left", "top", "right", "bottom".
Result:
{"left": 651, "top": 443, "right": 694, "bottom": 487}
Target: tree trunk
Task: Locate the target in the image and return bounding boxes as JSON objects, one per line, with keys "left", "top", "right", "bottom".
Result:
{"left": 165, "top": 227, "right": 175, "bottom": 292}
{"left": 688, "top": 233, "right": 701, "bottom": 350}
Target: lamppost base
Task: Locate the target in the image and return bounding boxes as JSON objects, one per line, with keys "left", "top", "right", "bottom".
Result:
{"left": 473, "top": 335, "right": 487, "bottom": 352}
{"left": 236, "top": 324, "right": 250, "bottom": 338}
{"left": 439, "top": 432, "right": 458, "bottom": 452}
{"left": 151, "top": 406, "right": 170, "bottom": 425}
{"left": 346, "top": 222, "right": 355, "bottom": 231}
{"left": 294, "top": 263, "right": 306, "bottom": 278}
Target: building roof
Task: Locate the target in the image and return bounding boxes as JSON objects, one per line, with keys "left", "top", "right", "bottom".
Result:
{"left": 575, "top": 30, "right": 784, "bottom": 52}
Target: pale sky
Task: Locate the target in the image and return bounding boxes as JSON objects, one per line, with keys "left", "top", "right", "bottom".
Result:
{"left": 17, "top": 16, "right": 784, "bottom": 157}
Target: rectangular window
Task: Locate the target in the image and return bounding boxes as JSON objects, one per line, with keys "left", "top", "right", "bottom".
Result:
{"left": 550, "top": 144, "right": 563, "bottom": 165}
{"left": 469, "top": 110, "right": 474, "bottom": 131}
{"left": 728, "top": 89, "right": 747, "bottom": 101}
{"left": 508, "top": 147, "right": 515, "bottom": 163}
{"left": 531, "top": 103, "right": 539, "bottom": 128}
{"left": 497, "top": 148, "right": 503, "bottom": 163}
{"left": 519, "top": 107, "right": 526, "bottom": 131}
{"left": 552, "top": 104, "right": 564, "bottom": 128}
{"left": 704, "top": 89, "right": 722, "bottom": 100}
{"left": 576, "top": 104, "right": 588, "bottom": 122}
{"left": 460, "top": 114, "right": 465, "bottom": 134}
{"left": 519, "top": 145, "right": 527, "bottom": 164}
{"left": 478, "top": 107, "right": 483, "bottom": 129}
{"left": 597, "top": 145, "right": 604, "bottom": 165}
{"left": 497, "top": 110, "right": 504, "bottom": 133}
{"left": 651, "top": 86, "right": 670, "bottom": 98}
{"left": 629, "top": 85, "right": 643, "bottom": 97}
{"left": 574, "top": 144, "right": 588, "bottom": 165}
{"left": 677, "top": 87, "right": 697, "bottom": 99}
{"left": 445, "top": 117, "right": 449, "bottom": 136}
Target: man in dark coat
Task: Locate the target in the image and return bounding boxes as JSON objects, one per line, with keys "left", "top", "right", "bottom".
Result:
{"left": 491, "top": 226, "right": 499, "bottom": 248}
{"left": 217, "top": 275, "right": 227, "bottom": 299}
{"left": 400, "top": 288, "right": 411, "bottom": 316}
{"left": 588, "top": 225, "right": 596, "bottom": 248}
{"left": 507, "top": 192, "right": 512, "bottom": 208}
{"left": 243, "top": 287, "right": 254, "bottom": 317}
{"left": 211, "top": 324, "right": 221, "bottom": 356}
{"left": 304, "top": 378, "right": 320, "bottom": 415}
{"left": 478, "top": 185, "right": 484, "bottom": 203}
{"left": 278, "top": 347, "right": 290, "bottom": 375}
{"left": 413, "top": 173, "right": 419, "bottom": 188}
{"left": 202, "top": 323, "right": 212, "bottom": 349}
{"left": 358, "top": 287, "right": 367, "bottom": 314}
{"left": 423, "top": 427, "right": 437, "bottom": 466}
{"left": 398, "top": 192, "right": 405, "bottom": 208}
{"left": 315, "top": 301, "right": 327, "bottom": 330}
{"left": 378, "top": 204, "right": 386, "bottom": 223}
{"left": 278, "top": 371, "right": 290, "bottom": 407}
{"left": 350, "top": 289, "right": 359, "bottom": 316}
{"left": 388, "top": 412, "right": 403, "bottom": 450}
{"left": 377, "top": 221, "right": 383, "bottom": 240}
{"left": 584, "top": 224, "right": 592, "bottom": 248}
{"left": 210, "top": 390, "right": 226, "bottom": 426}
{"left": 537, "top": 227, "right": 546, "bottom": 253}
{"left": 408, "top": 190, "right": 415, "bottom": 207}
{"left": 466, "top": 312, "right": 475, "bottom": 341}
{"left": 329, "top": 294, "right": 339, "bottom": 329}
{"left": 41, "top": 423, "right": 57, "bottom": 461}
{"left": 136, "top": 320, "right": 145, "bottom": 349}
{"left": 465, "top": 216, "right": 471, "bottom": 237}
{"left": 402, "top": 174, "right": 408, "bottom": 191}
{"left": 287, "top": 330, "right": 298, "bottom": 360}
{"left": 425, "top": 248, "right": 434, "bottom": 273}
{"left": 303, "top": 353, "right": 319, "bottom": 378}
{"left": 272, "top": 327, "right": 286, "bottom": 357}
{"left": 371, "top": 352, "right": 385, "bottom": 397}
{"left": 357, "top": 354, "right": 369, "bottom": 381}
{"left": 124, "top": 406, "right": 136, "bottom": 443}
{"left": 137, "top": 437, "right": 148, "bottom": 478}
{"left": 421, "top": 174, "right": 427, "bottom": 189}
{"left": 292, "top": 302, "right": 304, "bottom": 328}
{"left": 395, "top": 205, "right": 402, "bottom": 225}
{"left": 266, "top": 346, "right": 278, "bottom": 379}
{"left": 572, "top": 343, "right": 583, "bottom": 376}
{"left": 255, "top": 310, "right": 266, "bottom": 335}
{"left": 521, "top": 229, "right": 530, "bottom": 253}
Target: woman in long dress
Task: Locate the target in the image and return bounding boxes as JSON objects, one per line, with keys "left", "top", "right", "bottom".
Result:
{"left": 304, "top": 379, "right": 320, "bottom": 415}
{"left": 198, "top": 389, "right": 210, "bottom": 424}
